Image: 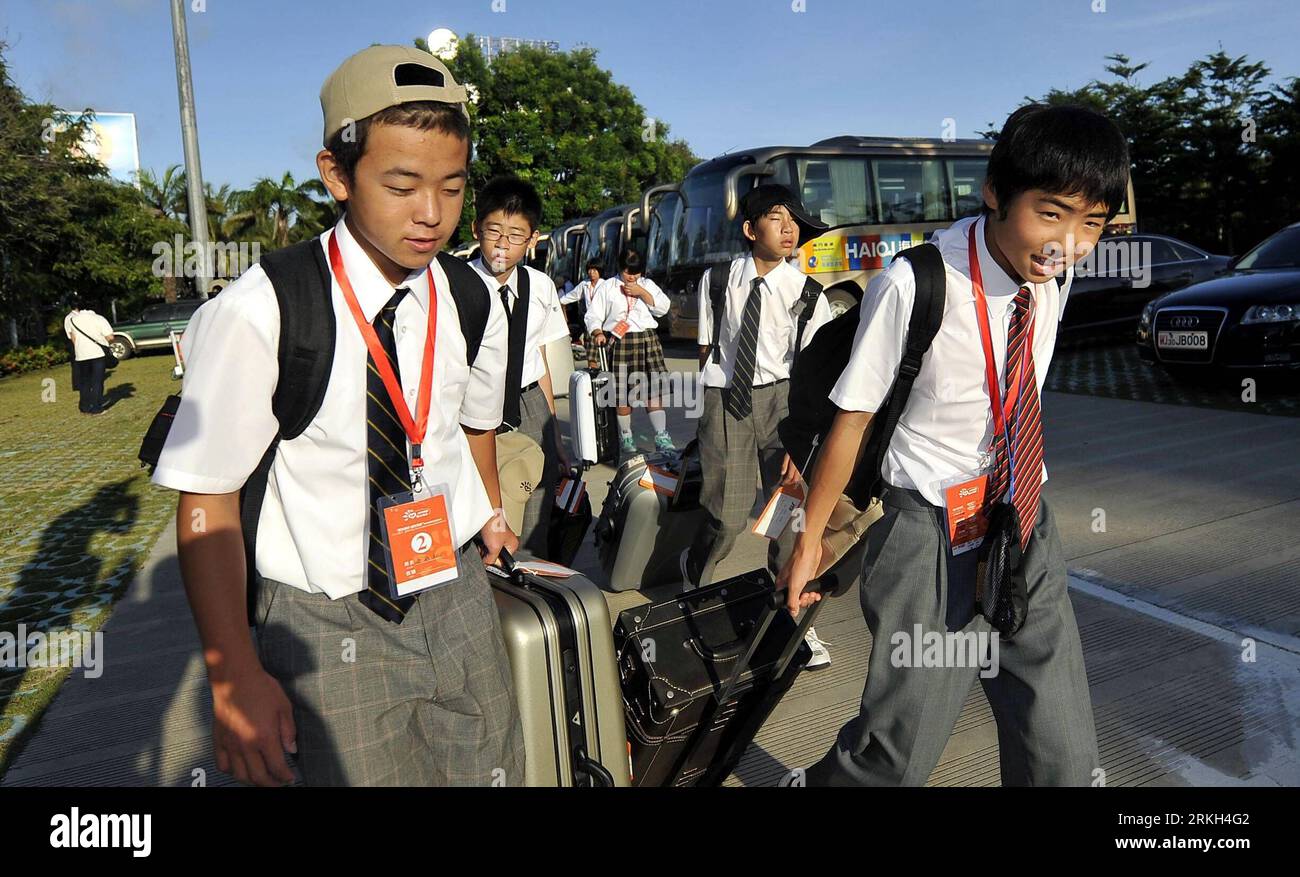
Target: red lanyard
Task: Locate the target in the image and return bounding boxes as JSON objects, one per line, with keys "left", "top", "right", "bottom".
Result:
{"left": 328, "top": 231, "right": 437, "bottom": 471}
{"left": 622, "top": 287, "right": 638, "bottom": 321}
{"left": 967, "top": 223, "right": 1034, "bottom": 441}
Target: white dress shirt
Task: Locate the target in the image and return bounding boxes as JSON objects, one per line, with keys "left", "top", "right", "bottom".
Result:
{"left": 583, "top": 275, "right": 670, "bottom": 334}
{"left": 559, "top": 278, "right": 597, "bottom": 306}
{"left": 470, "top": 259, "right": 571, "bottom": 388}
{"left": 829, "top": 214, "right": 1073, "bottom": 506}
{"left": 696, "top": 255, "right": 833, "bottom": 389}
{"left": 64, "top": 310, "right": 114, "bottom": 361}
{"left": 152, "top": 219, "right": 509, "bottom": 599}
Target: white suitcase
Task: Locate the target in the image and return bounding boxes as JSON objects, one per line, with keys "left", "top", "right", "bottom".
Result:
{"left": 567, "top": 345, "right": 618, "bottom": 466}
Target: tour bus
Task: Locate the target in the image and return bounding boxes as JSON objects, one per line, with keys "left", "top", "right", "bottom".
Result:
{"left": 580, "top": 203, "right": 639, "bottom": 280}
{"left": 545, "top": 216, "right": 591, "bottom": 293}
{"left": 644, "top": 135, "right": 1137, "bottom": 338}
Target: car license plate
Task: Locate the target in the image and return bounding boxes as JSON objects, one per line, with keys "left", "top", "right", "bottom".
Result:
{"left": 1157, "top": 330, "right": 1208, "bottom": 350}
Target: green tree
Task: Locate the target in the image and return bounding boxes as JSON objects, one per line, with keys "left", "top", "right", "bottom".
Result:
{"left": 1001, "top": 51, "right": 1294, "bottom": 254}
{"left": 413, "top": 36, "right": 698, "bottom": 242}
{"left": 225, "top": 172, "right": 331, "bottom": 250}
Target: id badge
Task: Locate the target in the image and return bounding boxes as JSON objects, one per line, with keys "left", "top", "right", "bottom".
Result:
{"left": 936, "top": 469, "right": 991, "bottom": 556}
{"left": 752, "top": 483, "right": 805, "bottom": 540}
{"left": 611, "top": 319, "right": 630, "bottom": 339}
{"left": 374, "top": 483, "right": 461, "bottom": 598}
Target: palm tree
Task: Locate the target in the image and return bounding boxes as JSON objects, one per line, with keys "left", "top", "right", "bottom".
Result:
{"left": 136, "top": 165, "right": 187, "bottom": 220}
{"left": 227, "top": 172, "right": 331, "bottom": 250}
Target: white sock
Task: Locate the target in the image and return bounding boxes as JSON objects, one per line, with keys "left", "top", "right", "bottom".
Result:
{"left": 648, "top": 409, "right": 667, "bottom": 434}
{"left": 617, "top": 414, "right": 632, "bottom": 438}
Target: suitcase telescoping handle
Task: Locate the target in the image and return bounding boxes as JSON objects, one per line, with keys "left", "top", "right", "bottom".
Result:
{"left": 713, "top": 580, "right": 825, "bottom": 708}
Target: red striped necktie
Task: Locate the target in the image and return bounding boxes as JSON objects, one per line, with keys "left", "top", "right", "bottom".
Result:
{"left": 988, "top": 286, "right": 1043, "bottom": 550}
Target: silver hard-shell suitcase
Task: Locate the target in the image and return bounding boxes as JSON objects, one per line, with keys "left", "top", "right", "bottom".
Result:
{"left": 488, "top": 549, "right": 630, "bottom": 786}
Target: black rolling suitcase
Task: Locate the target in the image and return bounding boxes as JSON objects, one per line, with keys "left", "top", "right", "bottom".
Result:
{"left": 614, "top": 569, "right": 824, "bottom": 787}
{"left": 547, "top": 466, "right": 593, "bottom": 566}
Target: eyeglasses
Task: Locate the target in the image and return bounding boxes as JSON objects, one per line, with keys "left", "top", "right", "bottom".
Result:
{"left": 480, "top": 228, "right": 531, "bottom": 246}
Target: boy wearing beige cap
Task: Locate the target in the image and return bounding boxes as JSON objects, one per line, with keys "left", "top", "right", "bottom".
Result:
{"left": 152, "top": 45, "right": 525, "bottom": 786}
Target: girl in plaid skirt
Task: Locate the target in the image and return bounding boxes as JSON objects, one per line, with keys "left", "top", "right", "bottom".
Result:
{"left": 559, "top": 260, "right": 605, "bottom": 368}
{"left": 584, "top": 247, "right": 675, "bottom": 456}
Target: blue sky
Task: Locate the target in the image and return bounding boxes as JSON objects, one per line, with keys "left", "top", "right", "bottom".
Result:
{"left": 4, "top": 0, "right": 1297, "bottom": 190}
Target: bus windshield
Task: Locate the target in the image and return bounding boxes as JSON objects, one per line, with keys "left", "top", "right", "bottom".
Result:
{"left": 646, "top": 191, "right": 682, "bottom": 276}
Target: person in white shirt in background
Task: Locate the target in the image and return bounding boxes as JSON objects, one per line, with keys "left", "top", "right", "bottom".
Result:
{"left": 584, "top": 247, "right": 673, "bottom": 457}
{"left": 559, "top": 259, "right": 604, "bottom": 368}
{"left": 470, "top": 175, "right": 573, "bottom": 559}
{"left": 63, "top": 299, "right": 115, "bottom": 414}
{"left": 683, "top": 183, "right": 835, "bottom": 670}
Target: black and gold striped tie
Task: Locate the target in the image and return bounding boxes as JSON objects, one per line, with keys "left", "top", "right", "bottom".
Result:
{"left": 358, "top": 288, "right": 415, "bottom": 624}
{"left": 725, "top": 277, "right": 764, "bottom": 419}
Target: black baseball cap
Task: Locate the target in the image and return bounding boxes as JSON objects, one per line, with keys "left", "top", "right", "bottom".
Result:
{"left": 739, "top": 183, "right": 828, "bottom": 246}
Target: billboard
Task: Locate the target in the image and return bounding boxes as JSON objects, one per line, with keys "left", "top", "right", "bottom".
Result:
{"left": 56, "top": 110, "right": 141, "bottom": 185}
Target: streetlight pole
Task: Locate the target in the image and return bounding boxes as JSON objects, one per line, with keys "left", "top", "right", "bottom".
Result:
{"left": 169, "top": 0, "right": 213, "bottom": 300}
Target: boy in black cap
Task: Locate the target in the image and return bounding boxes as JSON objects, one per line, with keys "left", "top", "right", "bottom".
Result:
{"left": 681, "top": 183, "right": 834, "bottom": 667}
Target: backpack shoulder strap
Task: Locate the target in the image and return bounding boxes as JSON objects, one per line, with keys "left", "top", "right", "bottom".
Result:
{"left": 437, "top": 251, "right": 490, "bottom": 366}
{"left": 708, "top": 263, "right": 729, "bottom": 364}
{"left": 792, "top": 274, "right": 825, "bottom": 361}
{"left": 259, "top": 238, "right": 337, "bottom": 440}
{"left": 846, "top": 243, "right": 947, "bottom": 506}
{"left": 894, "top": 243, "right": 946, "bottom": 380}
{"left": 240, "top": 235, "right": 336, "bottom": 626}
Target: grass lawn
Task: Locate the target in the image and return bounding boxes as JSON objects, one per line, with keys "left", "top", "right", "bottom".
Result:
{"left": 0, "top": 354, "right": 181, "bottom": 777}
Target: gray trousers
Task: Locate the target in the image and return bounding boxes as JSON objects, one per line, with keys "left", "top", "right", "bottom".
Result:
{"left": 804, "top": 486, "right": 1099, "bottom": 786}
{"left": 686, "top": 383, "right": 794, "bottom": 586}
{"left": 516, "top": 383, "right": 560, "bottom": 558}
{"left": 255, "top": 547, "right": 526, "bottom": 786}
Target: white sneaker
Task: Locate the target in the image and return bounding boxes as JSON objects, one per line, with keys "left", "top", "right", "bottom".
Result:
{"left": 803, "top": 626, "right": 831, "bottom": 671}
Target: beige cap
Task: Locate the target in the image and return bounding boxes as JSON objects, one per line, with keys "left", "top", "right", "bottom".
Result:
{"left": 495, "top": 430, "right": 545, "bottom": 535}
{"left": 320, "top": 45, "right": 469, "bottom": 146}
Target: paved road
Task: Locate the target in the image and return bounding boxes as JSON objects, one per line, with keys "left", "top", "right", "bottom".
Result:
{"left": 6, "top": 343, "right": 1298, "bottom": 786}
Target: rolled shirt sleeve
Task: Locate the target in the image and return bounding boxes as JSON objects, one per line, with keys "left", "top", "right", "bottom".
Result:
{"left": 827, "top": 259, "right": 914, "bottom": 415}
{"left": 643, "top": 276, "right": 670, "bottom": 317}
{"left": 584, "top": 279, "right": 610, "bottom": 334}
{"left": 151, "top": 268, "right": 281, "bottom": 494}
{"left": 537, "top": 273, "right": 572, "bottom": 345}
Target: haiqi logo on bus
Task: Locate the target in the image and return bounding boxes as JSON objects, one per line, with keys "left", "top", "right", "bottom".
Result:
{"left": 801, "top": 232, "right": 926, "bottom": 274}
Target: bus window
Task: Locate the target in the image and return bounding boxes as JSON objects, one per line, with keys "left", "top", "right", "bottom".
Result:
{"left": 790, "top": 156, "right": 873, "bottom": 227}
{"left": 678, "top": 170, "right": 747, "bottom": 265}
{"left": 947, "top": 158, "right": 988, "bottom": 218}
{"left": 874, "top": 159, "right": 950, "bottom": 224}
{"left": 646, "top": 192, "right": 682, "bottom": 277}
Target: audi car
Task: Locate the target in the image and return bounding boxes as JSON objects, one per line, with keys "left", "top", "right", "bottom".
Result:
{"left": 1062, "top": 233, "right": 1231, "bottom": 337}
{"left": 1137, "top": 222, "right": 1300, "bottom": 373}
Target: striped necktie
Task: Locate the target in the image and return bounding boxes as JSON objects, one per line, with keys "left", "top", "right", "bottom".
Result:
{"left": 358, "top": 288, "right": 416, "bottom": 623}
{"left": 988, "top": 286, "right": 1043, "bottom": 551}
{"left": 725, "top": 277, "right": 764, "bottom": 419}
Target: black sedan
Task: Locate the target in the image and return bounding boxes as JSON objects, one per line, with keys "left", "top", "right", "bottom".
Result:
{"left": 1137, "top": 222, "right": 1300, "bottom": 371}
{"left": 1062, "top": 233, "right": 1231, "bottom": 336}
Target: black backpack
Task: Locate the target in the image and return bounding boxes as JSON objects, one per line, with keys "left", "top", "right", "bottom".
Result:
{"left": 138, "top": 238, "right": 491, "bottom": 624}
{"left": 706, "top": 262, "right": 824, "bottom": 367}
{"left": 777, "top": 243, "right": 946, "bottom": 509}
